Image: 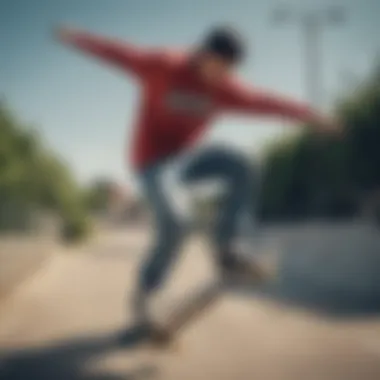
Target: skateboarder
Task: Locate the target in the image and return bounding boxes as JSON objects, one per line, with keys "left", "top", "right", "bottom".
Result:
{"left": 55, "top": 24, "right": 338, "bottom": 331}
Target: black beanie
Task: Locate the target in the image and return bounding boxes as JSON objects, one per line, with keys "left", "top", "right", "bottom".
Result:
{"left": 200, "top": 25, "right": 246, "bottom": 64}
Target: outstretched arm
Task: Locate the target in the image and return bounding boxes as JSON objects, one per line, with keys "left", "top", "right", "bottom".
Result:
{"left": 55, "top": 26, "right": 154, "bottom": 77}
{"left": 219, "top": 80, "right": 335, "bottom": 131}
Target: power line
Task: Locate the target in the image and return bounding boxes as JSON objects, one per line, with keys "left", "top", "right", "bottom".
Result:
{"left": 271, "top": 5, "right": 346, "bottom": 110}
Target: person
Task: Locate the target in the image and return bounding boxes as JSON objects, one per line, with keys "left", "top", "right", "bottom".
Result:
{"left": 55, "top": 24, "right": 337, "bottom": 332}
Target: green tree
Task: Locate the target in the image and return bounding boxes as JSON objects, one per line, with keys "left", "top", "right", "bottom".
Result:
{"left": 0, "top": 102, "right": 90, "bottom": 242}
{"left": 84, "top": 179, "right": 114, "bottom": 212}
{"left": 260, "top": 63, "right": 380, "bottom": 220}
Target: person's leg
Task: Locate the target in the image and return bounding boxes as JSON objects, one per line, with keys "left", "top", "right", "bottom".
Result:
{"left": 133, "top": 163, "right": 185, "bottom": 324}
{"left": 181, "top": 146, "right": 260, "bottom": 268}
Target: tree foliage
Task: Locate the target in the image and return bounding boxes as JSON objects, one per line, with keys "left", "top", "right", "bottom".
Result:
{"left": 260, "top": 64, "right": 380, "bottom": 221}
{"left": 0, "top": 102, "right": 90, "bottom": 241}
{"left": 84, "top": 179, "right": 114, "bottom": 213}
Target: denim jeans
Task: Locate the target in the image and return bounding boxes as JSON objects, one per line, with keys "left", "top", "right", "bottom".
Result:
{"left": 137, "top": 145, "right": 260, "bottom": 293}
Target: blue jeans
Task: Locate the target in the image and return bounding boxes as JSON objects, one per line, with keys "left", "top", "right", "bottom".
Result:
{"left": 137, "top": 146, "right": 259, "bottom": 293}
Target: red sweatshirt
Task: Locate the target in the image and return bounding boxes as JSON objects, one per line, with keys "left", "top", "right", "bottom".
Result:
{"left": 61, "top": 30, "right": 323, "bottom": 171}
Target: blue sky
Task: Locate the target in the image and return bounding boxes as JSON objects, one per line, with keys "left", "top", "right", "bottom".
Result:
{"left": 1, "top": 0, "right": 379, "bottom": 187}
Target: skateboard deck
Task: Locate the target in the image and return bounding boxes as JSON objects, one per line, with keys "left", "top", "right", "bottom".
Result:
{"left": 147, "top": 281, "right": 223, "bottom": 348}
{"left": 147, "top": 260, "right": 276, "bottom": 349}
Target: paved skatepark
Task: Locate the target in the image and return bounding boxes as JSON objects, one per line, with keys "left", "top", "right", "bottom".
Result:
{"left": 1, "top": 222, "right": 380, "bottom": 380}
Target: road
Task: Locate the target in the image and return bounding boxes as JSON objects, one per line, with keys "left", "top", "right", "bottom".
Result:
{"left": 1, "top": 223, "right": 380, "bottom": 380}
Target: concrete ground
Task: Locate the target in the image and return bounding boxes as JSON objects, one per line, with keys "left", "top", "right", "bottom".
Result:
{"left": 0, "top": 223, "right": 380, "bottom": 380}
{"left": 0, "top": 235, "right": 55, "bottom": 298}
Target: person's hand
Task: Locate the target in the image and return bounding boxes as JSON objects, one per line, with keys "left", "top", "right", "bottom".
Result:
{"left": 314, "top": 118, "right": 344, "bottom": 139}
{"left": 321, "top": 120, "right": 342, "bottom": 134}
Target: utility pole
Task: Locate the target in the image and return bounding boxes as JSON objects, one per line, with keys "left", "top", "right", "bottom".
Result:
{"left": 271, "top": 5, "right": 346, "bottom": 110}
{"left": 271, "top": 5, "right": 346, "bottom": 216}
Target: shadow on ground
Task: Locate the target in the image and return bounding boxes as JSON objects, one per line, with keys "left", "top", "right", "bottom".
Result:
{"left": 0, "top": 329, "right": 156, "bottom": 380}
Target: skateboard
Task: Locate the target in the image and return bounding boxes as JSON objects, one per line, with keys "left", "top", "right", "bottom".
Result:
{"left": 147, "top": 281, "right": 223, "bottom": 349}
{"left": 147, "top": 259, "right": 275, "bottom": 349}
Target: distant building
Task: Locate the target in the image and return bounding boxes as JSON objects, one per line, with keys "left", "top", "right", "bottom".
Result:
{"left": 105, "top": 182, "right": 148, "bottom": 224}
